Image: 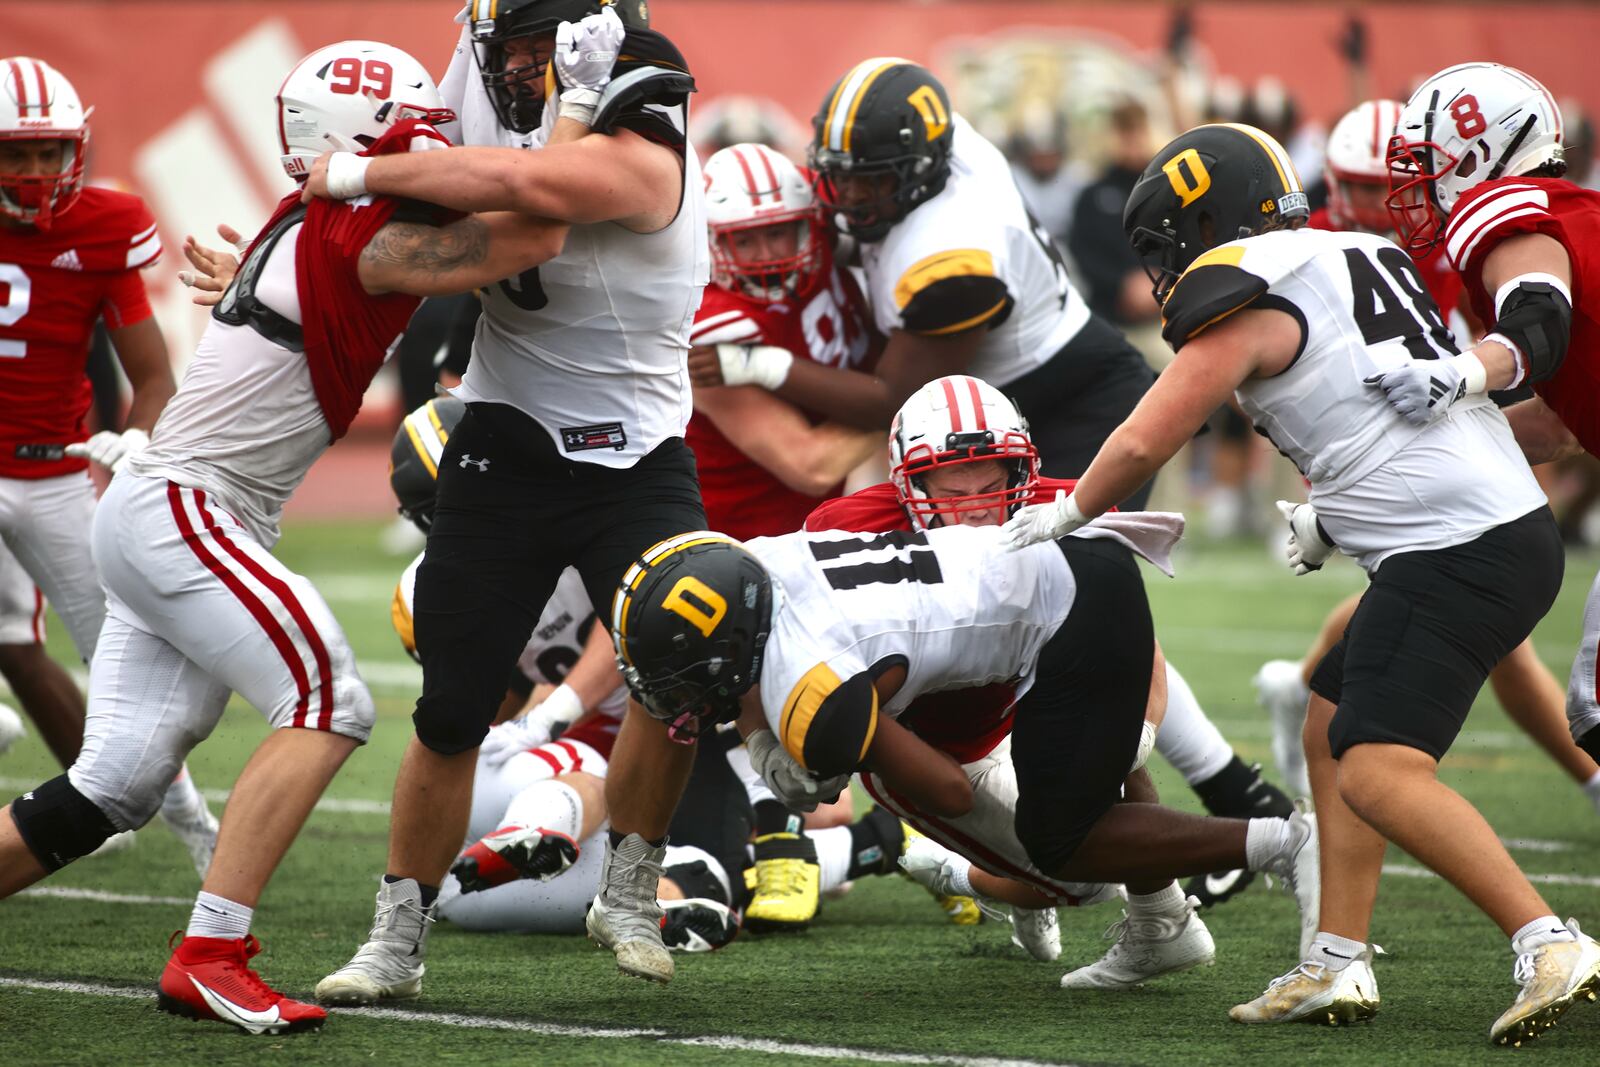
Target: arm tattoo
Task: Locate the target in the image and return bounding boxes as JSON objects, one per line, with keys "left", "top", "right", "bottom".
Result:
{"left": 362, "top": 216, "right": 490, "bottom": 277}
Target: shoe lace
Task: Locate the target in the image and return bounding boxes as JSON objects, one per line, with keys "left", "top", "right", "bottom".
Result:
{"left": 756, "top": 858, "right": 810, "bottom": 898}
{"left": 1512, "top": 951, "right": 1538, "bottom": 988}
{"left": 370, "top": 895, "right": 436, "bottom": 943}
{"left": 1267, "top": 960, "right": 1327, "bottom": 991}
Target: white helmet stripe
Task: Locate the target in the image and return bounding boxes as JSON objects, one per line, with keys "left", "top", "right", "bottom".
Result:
{"left": 825, "top": 57, "right": 905, "bottom": 152}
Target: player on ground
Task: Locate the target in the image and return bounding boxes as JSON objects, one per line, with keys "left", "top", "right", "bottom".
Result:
{"left": 1256, "top": 99, "right": 1599, "bottom": 806}
{"left": 613, "top": 524, "right": 1322, "bottom": 996}
{"left": 1004, "top": 120, "right": 1594, "bottom": 1044}
{"left": 0, "top": 41, "right": 572, "bottom": 1034}
{"left": 0, "top": 55, "right": 217, "bottom": 872}
{"left": 310, "top": 1, "right": 717, "bottom": 993}
{"left": 689, "top": 60, "right": 1159, "bottom": 505}
{"left": 690, "top": 141, "right": 884, "bottom": 541}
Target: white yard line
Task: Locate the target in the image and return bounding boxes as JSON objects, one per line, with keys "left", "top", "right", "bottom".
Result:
{"left": 0, "top": 776, "right": 390, "bottom": 816}
{"left": 0, "top": 976, "right": 1075, "bottom": 1067}
{"left": 17, "top": 886, "right": 191, "bottom": 906}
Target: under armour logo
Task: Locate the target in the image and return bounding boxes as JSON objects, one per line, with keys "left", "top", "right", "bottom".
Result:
{"left": 21, "top": 791, "right": 33, "bottom": 801}
{"left": 459, "top": 455, "right": 490, "bottom": 471}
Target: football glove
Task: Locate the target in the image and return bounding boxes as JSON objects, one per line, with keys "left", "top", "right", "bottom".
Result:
{"left": 745, "top": 730, "right": 849, "bottom": 813}
{"left": 554, "top": 8, "right": 625, "bottom": 124}
{"left": 64, "top": 428, "right": 148, "bottom": 473}
{"left": 714, "top": 344, "right": 794, "bottom": 391}
{"left": 1364, "top": 352, "right": 1487, "bottom": 426}
{"left": 999, "top": 488, "right": 1089, "bottom": 551}
{"left": 480, "top": 683, "right": 582, "bottom": 768}
{"left": 1276, "top": 499, "right": 1335, "bottom": 575}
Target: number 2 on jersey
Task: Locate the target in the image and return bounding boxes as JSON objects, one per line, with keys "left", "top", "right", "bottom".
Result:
{"left": 0, "top": 263, "right": 30, "bottom": 358}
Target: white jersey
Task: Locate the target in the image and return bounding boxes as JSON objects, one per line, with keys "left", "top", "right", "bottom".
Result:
{"left": 747, "top": 524, "right": 1076, "bottom": 760}
{"left": 127, "top": 223, "right": 332, "bottom": 548}
{"left": 452, "top": 129, "right": 710, "bottom": 468}
{"left": 1162, "top": 227, "right": 1545, "bottom": 570}
{"left": 860, "top": 115, "right": 1090, "bottom": 387}
{"left": 393, "top": 555, "right": 627, "bottom": 719}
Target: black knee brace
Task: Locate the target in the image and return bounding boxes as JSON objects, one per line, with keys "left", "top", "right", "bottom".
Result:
{"left": 11, "top": 775, "right": 120, "bottom": 871}
{"left": 1579, "top": 725, "right": 1600, "bottom": 765}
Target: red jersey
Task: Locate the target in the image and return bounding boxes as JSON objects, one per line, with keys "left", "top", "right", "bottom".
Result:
{"left": 804, "top": 476, "right": 1079, "bottom": 763}
{"left": 1443, "top": 176, "right": 1600, "bottom": 455}
{"left": 0, "top": 187, "right": 159, "bottom": 478}
{"left": 1307, "top": 206, "right": 1464, "bottom": 323}
{"left": 686, "top": 241, "right": 877, "bottom": 540}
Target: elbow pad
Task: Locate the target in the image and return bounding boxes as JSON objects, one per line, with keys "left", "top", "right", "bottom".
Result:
{"left": 1490, "top": 275, "right": 1573, "bottom": 385}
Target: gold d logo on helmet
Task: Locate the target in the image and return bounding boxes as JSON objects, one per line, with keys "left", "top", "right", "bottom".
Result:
{"left": 907, "top": 85, "right": 949, "bottom": 142}
{"left": 1162, "top": 148, "right": 1212, "bottom": 207}
{"left": 661, "top": 576, "right": 728, "bottom": 638}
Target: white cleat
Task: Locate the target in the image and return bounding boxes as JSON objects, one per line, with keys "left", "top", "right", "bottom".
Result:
{"left": 1490, "top": 920, "right": 1600, "bottom": 1047}
{"left": 160, "top": 795, "right": 219, "bottom": 879}
{"left": 1258, "top": 806, "right": 1320, "bottom": 960}
{"left": 0, "top": 702, "right": 23, "bottom": 756}
{"left": 1061, "top": 896, "right": 1215, "bottom": 989}
{"left": 316, "top": 878, "right": 434, "bottom": 1005}
{"left": 587, "top": 833, "right": 673, "bottom": 983}
{"left": 1253, "top": 659, "right": 1311, "bottom": 798}
{"left": 1231, "top": 951, "right": 1379, "bottom": 1024}
{"left": 1012, "top": 906, "right": 1061, "bottom": 962}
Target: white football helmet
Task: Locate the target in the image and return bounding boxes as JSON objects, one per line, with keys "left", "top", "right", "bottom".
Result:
{"left": 889, "top": 375, "right": 1039, "bottom": 530}
{"left": 1387, "top": 62, "right": 1564, "bottom": 251}
{"left": 703, "top": 142, "right": 824, "bottom": 302}
{"left": 277, "top": 41, "right": 455, "bottom": 181}
{"left": 1324, "top": 99, "right": 1402, "bottom": 233}
{"left": 0, "top": 57, "right": 91, "bottom": 228}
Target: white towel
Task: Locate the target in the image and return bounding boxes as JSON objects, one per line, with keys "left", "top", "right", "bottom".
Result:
{"left": 438, "top": 11, "right": 551, "bottom": 149}
{"left": 1068, "top": 511, "right": 1186, "bottom": 577}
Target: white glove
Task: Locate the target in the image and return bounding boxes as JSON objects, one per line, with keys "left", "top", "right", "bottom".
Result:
{"left": 554, "top": 7, "right": 625, "bottom": 122}
{"left": 64, "top": 428, "right": 148, "bottom": 473}
{"left": 715, "top": 344, "right": 794, "bottom": 390}
{"left": 999, "top": 488, "right": 1089, "bottom": 551}
{"left": 1363, "top": 352, "right": 1487, "bottom": 426}
{"left": 479, "top": 682, "right": 583, "bottom": 767}
{"left": 745, "top": 730, "right": 850, "bottom": 813}
{"left": 1276, "top": 499, "right": 1335, "bottom": 575}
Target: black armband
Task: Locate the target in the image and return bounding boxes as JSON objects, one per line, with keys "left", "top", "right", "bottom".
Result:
{"left": 1492, "top": 279, "right": 1572, "bottom": 384}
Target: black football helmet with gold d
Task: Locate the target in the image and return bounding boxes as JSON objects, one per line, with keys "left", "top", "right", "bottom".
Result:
{"left": 810, "top": 59, "right": 955, "bottom": 243}
{"left": 1123, "top": 123, "right": 1309, "bottom": 302}
{"left": 611, "top": 533, "right": 774, "bottom": 743}
{"left": 389, "top": 396, "right": 466, "bottom": 532}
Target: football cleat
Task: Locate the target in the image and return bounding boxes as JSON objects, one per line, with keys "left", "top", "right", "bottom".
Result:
{"left": 315, "top": 877, "right": 434, "bottom": 1005}
{"left": 1182, "top": 867, "right": 1257, "bottom": 910}
{"left": 450, "top": 824, "right": 579, "bottom": 894}
{"left": 898, "top": 822, "right": 988, "bottom": 925}
{"left": 1230, "top": 951, "right": 1379, "bottom": 1025}
{"left": 1255, "top": 806, "right": 1320, "bottom": 960}
{"left": 744, "top": 832, "right": 821, "bottom": 933}
{"left": 159, "top": 793, "right": 219, "bottom": 880}
{"left": 1489, "top": 920, "right": 1600, "bottom": 1047}
{"left": 1060, "top": 896, "right": 1215, "bottom": 990}
{"left": 159, "top": 932, "right": 326, "bottom": 1035}
{"left": 587, "top": 832, "right": 673, "bottom": 982}
{"left": 661, "top": 898, "right": 741, "bottom": 953}
{"left": 1253, "top": 660, "right": 1311, "bottom": 798}
{"left": 1011, "top": 906, "right": 1061, "bottom": 962}
{"left": 0, "top": 702, "right": 23, "bottom": 755}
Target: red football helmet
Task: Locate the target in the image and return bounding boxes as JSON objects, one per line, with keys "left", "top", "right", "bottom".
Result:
{"left": 0, "top": 58, "right": 90, "bottom": 229}
{"left": 890, "top": 375, "right": 1039, "bottom": 530}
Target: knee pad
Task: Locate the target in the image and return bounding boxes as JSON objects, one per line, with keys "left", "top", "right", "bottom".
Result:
{"left": 413, "top": 698, "right": 496, "bottom": 755}
{"left": 11, "top": 774, "right": 120, "bottom": 871}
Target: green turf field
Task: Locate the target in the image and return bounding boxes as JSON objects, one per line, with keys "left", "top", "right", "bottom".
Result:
{"left": 2, "top": 520, "right": 1598, "bottom": 1066}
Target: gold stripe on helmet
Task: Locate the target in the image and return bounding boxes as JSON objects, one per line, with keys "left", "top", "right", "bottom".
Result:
{"left": 841, "top": 59, "right": 904, "bottom": 153}
{"left": 823, "top": 57, "right": 905, "bottom": 153}
{"left": 1216, "top": 122, "right": 1303, "bottom": 193}
{"left": 403, "top": 419, "right": 438, "bottom": 479}
{"left": 426, "top": 399, "right": 448, "bottom": 443}
{"left": 614, "top": 532, "right": 742, "bottom": 641}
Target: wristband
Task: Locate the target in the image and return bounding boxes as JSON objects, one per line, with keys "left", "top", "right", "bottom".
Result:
{"left": 121, "top": 428, "right": 150, "bottom": 455}
{"left": 716, "top": 343, "right": 794, "bottom": 390}
{"left": 324, "top": 153, "right": 372, "bottom": 200}
{"left": 1060, "top": 489, "right": 1090, "bottom": 531}
{"left": 535, "top": 682, "right": 585, "bottom": 733}
{"left": 558, "top": 88, "right": 601, "bottom": 126}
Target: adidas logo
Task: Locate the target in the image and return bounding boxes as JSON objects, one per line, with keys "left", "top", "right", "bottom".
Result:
{"left": 51, "top": 249, "right": 83, "bottom": 271}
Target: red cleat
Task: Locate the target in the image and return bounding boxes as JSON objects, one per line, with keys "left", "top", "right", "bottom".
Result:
{"left": 450, "top": 824, "right": 579, "bottom": 894}
{"left": 158, "top": 932, "right": 327, "bottom": 1034}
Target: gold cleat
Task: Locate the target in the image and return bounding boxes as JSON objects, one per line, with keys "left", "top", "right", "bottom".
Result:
{"left": 1489, "top": 920, "right": 1600, "bottom": 1047}
{"left": 1230, "top": 955, "right": 1379, "bottom": 1026}
{"left": 743, "top": 832, "right": 821, "bottom": 933}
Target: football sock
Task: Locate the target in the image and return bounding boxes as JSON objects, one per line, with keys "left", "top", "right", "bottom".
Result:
{"left": 807, "top": 826, "right": 852, "bottom": 892}
{"left": 187, "top": 891, "right": 252, "bottom": 941}
{"left": 1155, "top": 663, "right": 1235, "bottom": 785}
{"left": 504, "top": 779, "right": 583, "bottom": 842}
{"left": 1308, "top": 931, "right": 1366, "bottom": 971}
{"left": 608, "top": 829, "right": 665, "bottom": 850}
{"left": 382, "top": 873, "right": 438, "bottom": 909}
{"left": 1243, "top": 816, "right": 1294, "bottom": 873}
{"left": 1511, "top": 915, "right": 1577, "bottom": 955}
{"left": 1126, "top": 881, "right": 1186, "bottom": 917}
{"left": 753, "top": 799, "right": 803, "bottom": 838}
{"left": 845, "top": 805, "right": 904, "bottom": 880}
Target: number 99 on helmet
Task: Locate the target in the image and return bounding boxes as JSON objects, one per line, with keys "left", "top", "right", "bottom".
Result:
{"left": 611, "top": 532, "right": 774, "bottom": 744}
